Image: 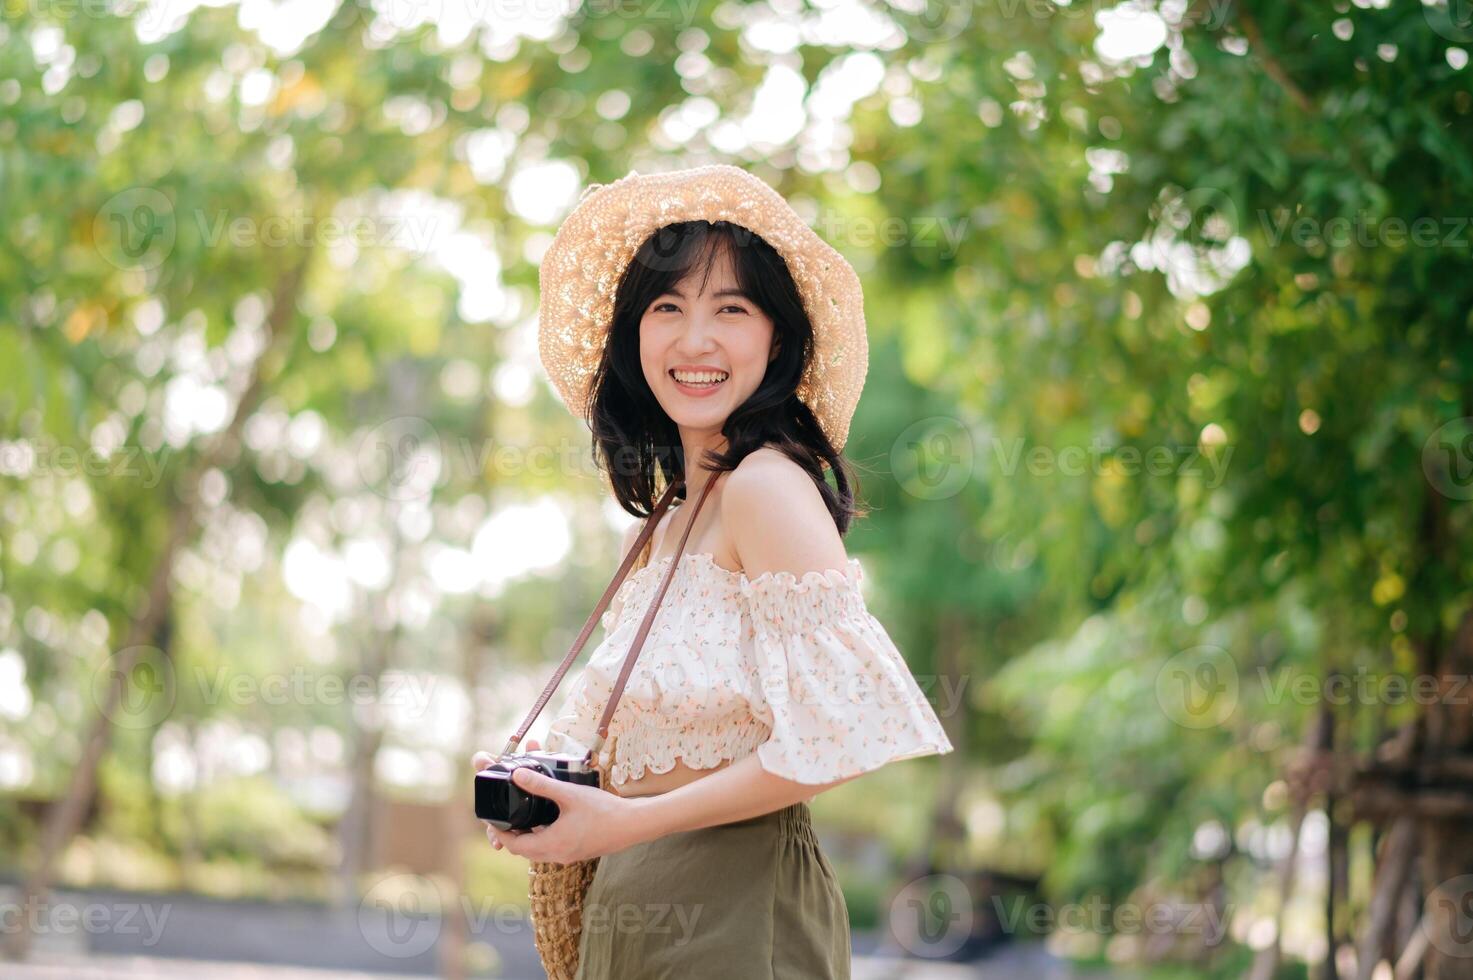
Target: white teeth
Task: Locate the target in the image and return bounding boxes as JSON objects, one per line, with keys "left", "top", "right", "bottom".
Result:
{"left": 672, "top": 370, "right": 728, "bottom": 384}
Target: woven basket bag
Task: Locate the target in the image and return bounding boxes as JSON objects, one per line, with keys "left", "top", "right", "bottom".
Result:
{"left": 499, "top": 474, "right": 719, "bottom": 980}
{"left": 526, "top": 810, "right": 605, "bottom": 980}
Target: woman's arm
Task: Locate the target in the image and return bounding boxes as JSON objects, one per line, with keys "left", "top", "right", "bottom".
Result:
{"left": 485, "top": 747, "right": 857, "bottom": 863}
{"left": 624, "top": 752, "right": 859, "bottom": 834}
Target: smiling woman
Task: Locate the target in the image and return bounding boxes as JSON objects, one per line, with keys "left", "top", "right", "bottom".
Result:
{"left": 635, "top": 229, "right": 779, "bottom": 428}
{"left": 485, "top": 165, "right": 953, "bottom": 980}
{"left": 585, "top": 213, "right": 836, "bottom": 521}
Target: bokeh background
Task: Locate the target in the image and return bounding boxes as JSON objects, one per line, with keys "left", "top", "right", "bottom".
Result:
{"left": 3, "top": 0, "right": 1473, "bottom": 977}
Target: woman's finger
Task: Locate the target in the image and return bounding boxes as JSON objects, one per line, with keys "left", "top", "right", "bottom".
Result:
{"left": 472, "top": 751, "right": 496, "bottom": 772}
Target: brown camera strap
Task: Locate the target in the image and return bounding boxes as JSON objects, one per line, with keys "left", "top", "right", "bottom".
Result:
{"left": 500, "top": 471, "right": 719, "bottom": 762}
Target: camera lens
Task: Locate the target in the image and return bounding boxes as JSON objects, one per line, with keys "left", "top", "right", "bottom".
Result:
{"left": 474, "top": 755, "right": 569, "bottom": 830}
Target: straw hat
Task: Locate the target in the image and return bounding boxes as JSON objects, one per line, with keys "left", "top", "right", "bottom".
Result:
{"left": 537, "top": 164, "right": 868, "bottom": 452}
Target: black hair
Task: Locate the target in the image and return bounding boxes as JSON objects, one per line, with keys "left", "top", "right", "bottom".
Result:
{"left": 587, "top": 220, "right": 863, "bottom": 535}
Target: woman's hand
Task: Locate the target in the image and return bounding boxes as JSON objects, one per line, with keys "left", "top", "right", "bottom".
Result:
{"left": 473, "top": 742, "right": 647, "bottom": 864}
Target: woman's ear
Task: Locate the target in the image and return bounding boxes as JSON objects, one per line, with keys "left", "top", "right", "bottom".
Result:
{"left": 768, "top": 336, "right": 781, "bottom": 362}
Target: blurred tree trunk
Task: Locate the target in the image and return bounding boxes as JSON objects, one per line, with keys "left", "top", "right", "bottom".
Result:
{"left": 333, "top": 559, "right": 403, "bottom": 910}
{"left": 1355, "top": 817, "right": 1420, "bottom": 980}
{"left": 1250, "top": 703, "right": 1334, "bottom": 980}
{"left": 178, "top": 720, "right": 205, "bottom": 891}
{"left": 439, "top": 398, "right": 497, "bottom": 979}
{"left": 440, "top": 606, "right": 500, "bottom": 980}
{"left": 335, "top": 712, "right": 385, "bottom": 909}
{"left": 333, "top": 416, "right": 420, "bottom": 909}
{"left": 1405, "top": 464, "right": 1473, "bottom": 980}
{"left": 2, "top": 247, "right": 309, "bottom": 961}
{"left": 144, "top": 608, "right": 174, "bottom": 856}
{"left": 1418, "top": 611, "right": 1473, "bottom": 980}
{"left": 1324, "top": 760, "right": 1349, "bottom": 979}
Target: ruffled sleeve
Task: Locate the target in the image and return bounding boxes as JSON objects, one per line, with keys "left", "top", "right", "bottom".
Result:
{"left": 739, "top": 558, "right": 954, "bottom": 785}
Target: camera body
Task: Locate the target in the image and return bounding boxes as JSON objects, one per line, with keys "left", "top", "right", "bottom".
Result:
{"left": 474, "top": 751, "right": 600, "bottom": 831}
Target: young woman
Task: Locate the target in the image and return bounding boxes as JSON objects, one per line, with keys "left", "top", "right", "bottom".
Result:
{"left": 474, "top": 165, "right": 953, "bottom": 979}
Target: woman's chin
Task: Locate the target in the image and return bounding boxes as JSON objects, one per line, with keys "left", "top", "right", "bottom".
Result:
{"left": 659, "top": 388, "right": 730, "bottom": 420}
{"left": 663, "top": 403, "right": 728, "bottom": 431}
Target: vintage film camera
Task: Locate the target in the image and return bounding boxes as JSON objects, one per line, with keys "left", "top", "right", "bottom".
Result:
{"left": 474, "top": 751, "right": 600, "bottom": 832}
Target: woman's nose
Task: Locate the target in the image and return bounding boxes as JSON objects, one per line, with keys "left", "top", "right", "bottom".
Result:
{"left": 673, "top": 314, "right": 718, "bottom": 354}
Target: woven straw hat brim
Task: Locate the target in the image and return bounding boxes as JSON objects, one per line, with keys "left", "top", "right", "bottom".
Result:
{"left": 537, "top": 164, "right": 868, "bottom": 452}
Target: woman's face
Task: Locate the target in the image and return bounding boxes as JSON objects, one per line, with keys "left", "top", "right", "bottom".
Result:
{"left": 639, "top": 243, "right": 776, "bottom": 432}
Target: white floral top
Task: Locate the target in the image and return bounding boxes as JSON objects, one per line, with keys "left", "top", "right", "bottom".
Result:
{"left": 541, "top": 551, "right": 954, "bottom": 787}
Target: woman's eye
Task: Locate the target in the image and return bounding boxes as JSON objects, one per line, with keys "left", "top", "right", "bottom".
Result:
{"left": 650, "top": 301, "right": 747, "bottom": 315}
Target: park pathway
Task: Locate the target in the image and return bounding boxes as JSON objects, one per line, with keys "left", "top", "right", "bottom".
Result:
{"left": 2, "top": 884, "right": 1122, "bottom": 979}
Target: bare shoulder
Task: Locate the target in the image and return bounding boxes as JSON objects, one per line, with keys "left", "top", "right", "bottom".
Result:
{"left": 618, "top": 520, "right": 643, "bottom": 564}
{"left": 720, "top": 447, "right": 848, "bottom": 579}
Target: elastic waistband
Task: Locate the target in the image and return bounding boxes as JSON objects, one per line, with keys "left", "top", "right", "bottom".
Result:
{"left": 774, "top": 801, "right": 819, "bottom": 847}
{"left": 655, "top": 802, "right": 821, "bottom": 849}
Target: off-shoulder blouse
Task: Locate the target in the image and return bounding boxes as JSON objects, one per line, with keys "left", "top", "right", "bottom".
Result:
{"left": 540, "top": 549, "right": 954, "bottom": 788}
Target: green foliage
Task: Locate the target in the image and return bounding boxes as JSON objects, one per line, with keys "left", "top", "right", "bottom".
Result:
{"left": 2, "top": 1, "right": 1470, "bottom": 973}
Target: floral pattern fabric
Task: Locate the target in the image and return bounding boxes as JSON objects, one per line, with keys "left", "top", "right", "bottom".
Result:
{"left": 541, "top": 552, "right": 953, "bottom": 787}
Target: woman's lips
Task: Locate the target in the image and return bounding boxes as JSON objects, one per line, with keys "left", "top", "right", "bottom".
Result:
{"left": 670, "top": 372, "right": 727, "bottom": 398}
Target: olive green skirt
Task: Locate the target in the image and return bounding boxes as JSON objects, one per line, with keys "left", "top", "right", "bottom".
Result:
{"left": 574, "top": 802, "right": 851, "bottom": 979}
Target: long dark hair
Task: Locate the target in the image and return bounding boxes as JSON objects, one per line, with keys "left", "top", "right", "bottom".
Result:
{"left": 587, "top": 220, "right": 863, "bottom": 535}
